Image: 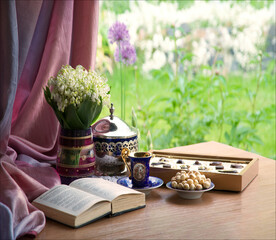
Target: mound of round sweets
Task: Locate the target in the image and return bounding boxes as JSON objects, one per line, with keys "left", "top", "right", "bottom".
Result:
{"left": 171, "top": 170, "right": 212, "bottom": 190}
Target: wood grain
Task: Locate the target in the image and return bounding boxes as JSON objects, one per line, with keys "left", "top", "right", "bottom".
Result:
{"left": 30, "top": 143, "right": 276, "bottom": 239}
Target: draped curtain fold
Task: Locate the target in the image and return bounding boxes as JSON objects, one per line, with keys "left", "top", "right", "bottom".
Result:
{"left": 0, "top": 0, "right": 99, "bottom": 238}
{"left": 0, "top": 0, "right": 18, "bottom": 157}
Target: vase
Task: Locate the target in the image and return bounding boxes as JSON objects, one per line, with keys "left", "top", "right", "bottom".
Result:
{"left": 56, "top": 127, "right": 95, "bottom": 184}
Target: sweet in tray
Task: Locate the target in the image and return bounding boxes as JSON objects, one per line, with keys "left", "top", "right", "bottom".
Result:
{"left": 149, "top": 151, "right": 259, "bottom": 192}
{"left": 150, "top": 157, "right": 246, "bottom": 174}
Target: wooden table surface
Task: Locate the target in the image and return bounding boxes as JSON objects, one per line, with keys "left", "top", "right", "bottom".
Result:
{"left": 35, "top": 142, "right": 276, "bottom": 240}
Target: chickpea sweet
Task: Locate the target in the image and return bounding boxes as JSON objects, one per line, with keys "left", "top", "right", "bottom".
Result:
{"left": 187, "top": 179, "right": 194, "bottom": 185}
{"left": 178, "top": 183, "right": 184, "bottom": 189}
{"left": 171, "top": 176, "right": 176, "bottom": 182}
{"left": 199, "top": 178, "right": 205, "bottom": 185}
{"left": 183, "top": 183, "right": 190, "bottom": 190}
{"left": 176, "top": 175, "right": 181, "bottom": 183}
{"left": 206, "top": 178, "right": 211, "bottom": 183}
{"left": 203, "top": 181, "right": 211, "bottom": 189}
{"left": 196, "top": 184, "right": 203, "bottom": 190}
{"left": 180, "top": 174, "right": 186, "bottom": 181}
{"left": 194, "top": 170, "right": 201, "bottom": 176}
{"left": 172, "top": 181, "right": 177, "bottom": 188}
{"left": 170, "top": 171, "right": 212, "bottom": 191}
{"left": 190, "top": 173, "right": 196, "bottom": 180}
{"left": 189, "top": 183, "right": 196, "bottom": 190}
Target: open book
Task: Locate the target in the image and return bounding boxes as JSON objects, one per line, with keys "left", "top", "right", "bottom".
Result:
{"left": 32, "top": 178, "right": 145, "bottom": 228}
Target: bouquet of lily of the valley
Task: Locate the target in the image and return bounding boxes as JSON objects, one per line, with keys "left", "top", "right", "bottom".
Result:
{"left": 44, "top": 65, "right": 110, "bottom": 130}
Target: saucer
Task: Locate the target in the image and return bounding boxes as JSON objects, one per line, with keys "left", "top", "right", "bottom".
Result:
{"left": 117, "top": 176, "right": 163, "bottom": 196}
{"left": 166, "top": 181, "right": 215, "bottom": 199}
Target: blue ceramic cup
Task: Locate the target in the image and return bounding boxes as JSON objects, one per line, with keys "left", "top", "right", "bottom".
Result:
{"left": 121, "top": 149, "right": 151, "bottom": 188}
{"left": 129, "top": 151, "right": 151, "bottom": 188}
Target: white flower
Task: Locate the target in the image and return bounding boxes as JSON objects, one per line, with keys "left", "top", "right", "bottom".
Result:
{"left": 48, "top": 65, "right": 110, "bottom": 112}
{"left": 99, "top": 0, "right": 275, "bottom": 72}
{"left": 142, "top": 50, "right": 167, "bottom": 72}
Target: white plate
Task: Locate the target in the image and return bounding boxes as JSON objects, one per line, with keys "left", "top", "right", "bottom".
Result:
{"left": 166, "top": 181, "right": 215, "bottom": 199}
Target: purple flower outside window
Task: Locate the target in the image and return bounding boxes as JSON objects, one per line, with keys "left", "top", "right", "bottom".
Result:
{"left": 107, "top": 21, "right": 136, "bottom": 120}
{"left": 115, "top": 42, "right": 137, "bottom": 66}
{"left": 108, "top": 21, "right": 130, "bottom": 44}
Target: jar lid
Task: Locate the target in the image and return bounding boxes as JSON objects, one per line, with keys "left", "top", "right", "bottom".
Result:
{"left": 93, "top": 104, "right": 137, "bottom": 139}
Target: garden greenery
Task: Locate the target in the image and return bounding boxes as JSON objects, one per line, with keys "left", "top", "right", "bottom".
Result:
{"left": 97, "top": 0, "right": 275, "bottom": 159}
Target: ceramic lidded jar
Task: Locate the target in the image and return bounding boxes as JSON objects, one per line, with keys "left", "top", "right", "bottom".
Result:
{"left": 93, "top": 104, "right": 138, "bottom": 175}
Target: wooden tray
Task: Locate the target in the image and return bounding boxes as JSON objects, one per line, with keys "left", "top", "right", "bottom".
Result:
{"left": 149, "top": 150, "right": 259, "bottom": 192}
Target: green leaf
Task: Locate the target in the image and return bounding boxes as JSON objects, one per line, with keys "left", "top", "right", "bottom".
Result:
{"left": 213, "top": 79, "right": 220, "bottom": 87}
{"left": 151, "top": 69, "right": 170, "bottom": 81}
{"left": 248, "top": 135, "right": 263, "bottom": 145}
{"left": 249, "top": 59, "right": 259, "bottom": 65}
{"left": 236, "top": 126, "right": 254, "bottom": 137}
{"left": 212, "top": 46, "right": 222, "bottom": 52}
{"left": 224, "top": 131, "right": 231, "bottom": 143}
{"left": 131, "top": 107, "right": 138, "bottom": 128}
{"left": 180, "top": 53, "right": 194, "bottom": 62}
{"left": 217, "top": 100, "right": 222, "bottom": 111}
{"left": 172, "top": 87, "right": 182, "bottom": 95}
{"left": 246, "top": 89, "right": 254, "bottom": 104}
{"left": 77, "top": 99, "right": 103, "bottom": 128}
{"left": 218, "top": 75, "right": 227, "bottom": 86}
{"left": 64, "top": 104, "right": 86, "bottom": 129}
{"left": 230, "top": 123, "right": 238, "bottom": 137}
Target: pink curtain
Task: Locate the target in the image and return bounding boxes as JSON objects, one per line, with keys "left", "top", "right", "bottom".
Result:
{"left": 0, "top": 0, "right": 99, "bottom": 238}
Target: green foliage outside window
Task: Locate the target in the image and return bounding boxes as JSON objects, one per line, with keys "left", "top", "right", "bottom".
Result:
{"left": 98, "top": 0, "right": 276, "bottom": 159}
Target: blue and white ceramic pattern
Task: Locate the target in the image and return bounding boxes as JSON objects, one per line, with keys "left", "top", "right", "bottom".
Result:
{"left": 166, "top": 181, "right": 215, "bottom": 199}
{"left": 117, "top": 176, "right": 163, "bottom": 195}
{"left": 93, "top": 104, "right": 138, "bottom": 175}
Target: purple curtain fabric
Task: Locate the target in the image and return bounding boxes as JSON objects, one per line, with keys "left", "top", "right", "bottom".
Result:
{"left": 0, "top": 0, "right": 99, "bottom": 238}
{"left": 0, "top": 0, "right": 18, "bottom": 156}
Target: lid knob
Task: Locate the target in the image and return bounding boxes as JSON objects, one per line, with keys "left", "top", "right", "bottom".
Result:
{"left": 109, "top": 103, "right": 114, "bottom": 120}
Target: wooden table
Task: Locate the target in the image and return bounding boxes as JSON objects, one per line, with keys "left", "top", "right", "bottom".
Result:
{"left": 35, "top": 142, "right": 276, "bottom": 239}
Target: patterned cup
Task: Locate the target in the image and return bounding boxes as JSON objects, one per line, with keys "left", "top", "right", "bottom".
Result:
{"left": 121, "top": 148, "right": 151, "bottom": 188}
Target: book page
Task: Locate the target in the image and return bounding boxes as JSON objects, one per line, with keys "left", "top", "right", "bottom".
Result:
{"left": 70, "top": 178, "right": 141, "bottom": 202}
{"left": 33, "top": 185, "right": 109, "bottom": 216}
